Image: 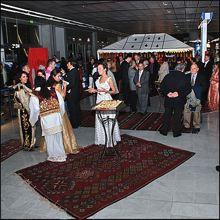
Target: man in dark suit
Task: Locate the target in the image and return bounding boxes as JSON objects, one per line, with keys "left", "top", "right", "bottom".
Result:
{"left": 147, "top": 55, "right": 160, "bottom": 106}
{"left": 120, "top": 53, "right": 132, "bottom": 105}
{"left": 133, "top": 62, "right": 150, "bottom": 114}
{"left": 201, "top": 52, "right": 214, "bottom": 104}
{"left": 159, "top": 64, "right": 191, "bottom": 137}
{"left": 65, "top": 59, "right": 81, "bottom": 128}
{"left": 148, "top": 55, "right": 160, "bottom": 95}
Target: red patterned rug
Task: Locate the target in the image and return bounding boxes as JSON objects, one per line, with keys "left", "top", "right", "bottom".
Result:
{"left": 1, "top": 139, "right": 22, "bottom": 162}
{"left": 16, "top": 134, "right": 195, "bottom": 219}
{"left": 80, "top": 111, "right": 193, "bottom": 132}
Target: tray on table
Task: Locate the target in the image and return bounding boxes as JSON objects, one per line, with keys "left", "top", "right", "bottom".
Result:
{"left": 91, "top": 100, "right": 126, "bottom": 111}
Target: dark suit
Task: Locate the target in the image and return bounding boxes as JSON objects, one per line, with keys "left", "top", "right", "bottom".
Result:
{"left": 185, "top": 72, "right": 206, "bottom": 100}
{"left": 120, "top": 60, "right": 130, "bottom": 105}
{"left": 64, "top": 67, "right": 81, "bottom": 128}
{"left": 133, "top": 70, "right": 150, "bottom": 113}
{"left": 148, "top": 61, "right": 160, "bottom": 96}
{"left": 160, "top": 70, "right": 191, "bottom": 135}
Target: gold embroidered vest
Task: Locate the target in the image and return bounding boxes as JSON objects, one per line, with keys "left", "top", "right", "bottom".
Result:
{"left": 39, "top": 97, "right": 60, "bottom": 117}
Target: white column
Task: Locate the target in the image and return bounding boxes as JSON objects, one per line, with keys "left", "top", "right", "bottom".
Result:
{"left": 92, "top": 32, "right": 97, "bottom": 58}
{"left": 1, "top": 24, "right": 7, "bottom": 84}
{"left": 55, "top": 27, "right": 66, "bottom": 59}
{"left": 38, "top": 24, "right": 55, "bottom": 58}
{"left": 201, "top": 20, "right": 208, "bottom": 63}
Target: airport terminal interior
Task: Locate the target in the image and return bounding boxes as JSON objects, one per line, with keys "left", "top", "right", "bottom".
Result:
{"left": 1, "top": 1, "right": 219, "bottom": 219}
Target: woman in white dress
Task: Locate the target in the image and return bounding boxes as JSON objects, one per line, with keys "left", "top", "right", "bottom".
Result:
{"left": 88, "top": 61, "right": 121, "bottom": 147}
{"left": 29, "top": 77, "right": 67, "bottom": 162}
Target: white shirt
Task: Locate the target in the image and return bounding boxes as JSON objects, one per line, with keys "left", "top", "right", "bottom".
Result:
{"left": 138, "top": 70, "right": 143, "bottom": 82}
{"left": 204, "top": 60, "right": 209, "bottom": 67}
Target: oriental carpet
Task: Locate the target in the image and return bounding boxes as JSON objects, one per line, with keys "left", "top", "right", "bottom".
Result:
{"left": 16, "top": 134, "right": 195, "bottom": 219}
{"left": 80, "top": 111, "right": 193, "bottom": 132}
{"left": 1, "top": 139, "right": 22, "bottom": 162}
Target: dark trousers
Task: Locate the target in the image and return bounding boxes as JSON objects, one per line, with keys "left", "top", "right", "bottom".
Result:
{"left": 66, "top": 100, "right": 81, "bottom": 128}
{"left": 122, "top": 82, "right": 130, "bottom": 105}
{"left": 201, "top": 86, "right": 209, "bottom": 105}
{"left": 160, "top": 105, "right": 183, "bottom": 134}
{"left": 129, "top": 90, "right": 137, "bottom": 112}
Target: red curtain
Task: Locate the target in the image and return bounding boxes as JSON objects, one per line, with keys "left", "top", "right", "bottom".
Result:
{"left": 28, "top": 48, "right": 48, "bottom": 88}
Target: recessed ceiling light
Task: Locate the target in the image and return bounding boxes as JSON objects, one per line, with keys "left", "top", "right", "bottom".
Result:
{"left": 163, "top": 2, "right": 168, "bottom": 6}
{"left": 167, "top": 10, "right": 171, "bottom": 13}
{"left": 186, "top": 19, "right": 191, "bottom": 22}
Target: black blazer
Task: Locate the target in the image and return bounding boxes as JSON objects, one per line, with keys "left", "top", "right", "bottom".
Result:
{"left": 185, "top": 72, "right": 206, "bottom": 94}
{"left": 160, "top": 70, "right": 191, "bottom": 108}
{"left": 203, "top": 60, "right": 214, "bottom": 87}
{"left": 120, "top": 60, "right": 130, "bottom": 84}
{"left": 65, "top": 67, "right": 81, "bottom": 103}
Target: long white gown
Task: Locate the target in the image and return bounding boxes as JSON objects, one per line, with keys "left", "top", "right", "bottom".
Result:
{"left": 29, "top": 91, "right": 67, "bottom": 162}
{"left": 95, "top": 77, "right": 121, "bottom": 147}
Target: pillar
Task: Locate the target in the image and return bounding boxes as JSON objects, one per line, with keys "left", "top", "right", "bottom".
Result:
{"left": 38, "top": 24, "right": 55, "bottom": 58}
{"left": 201, "top": 20, "right": 208, "bottom": 63}
{"left": 54, "top": 27, "right": 66, "bottom": 59}
{"left": 1, "top": 24, "right": 7, "bottom": 84}
{"left": 91, "top": 32, "right": 97, "bottom": 59}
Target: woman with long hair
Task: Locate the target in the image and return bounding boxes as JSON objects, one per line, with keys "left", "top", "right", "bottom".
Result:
{"left": 34, "top": 69, "right": 46, "bottom": 88}
{"left": 46, "top": 69, "right": 80, "bottom": 154}
{"left": 29, "top": 77, "right": 67, "bottom": 162}
{"left": 13, "top": 71, "right": 36, "bottom": 151}
{"left": 207, "top": 61, "right": 219, "bottom": 111}
{"left": 88, "top": 61, "right": 121, "bottom": 147}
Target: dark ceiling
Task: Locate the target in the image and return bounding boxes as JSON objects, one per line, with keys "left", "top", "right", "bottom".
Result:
{"left": 1, "top": 1, "right": 219, "bottom": 38}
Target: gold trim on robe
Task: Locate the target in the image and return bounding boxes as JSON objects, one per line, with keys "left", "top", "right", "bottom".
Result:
{"left": 62, "top": 112, "right": 80, "bottom": 154}
{"left": 39, "top": 97, "right": 60, "bottom": 117}
{"left": 14, "top": 85, "right": 35, "bottom": 150}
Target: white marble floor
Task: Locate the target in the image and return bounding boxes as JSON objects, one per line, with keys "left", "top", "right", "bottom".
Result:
{"left": 1, "top": 95, "right": 219, "bottom": 219}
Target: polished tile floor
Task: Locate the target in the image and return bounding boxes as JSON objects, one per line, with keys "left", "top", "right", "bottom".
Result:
{"left": 1, "top": 94, "right": 219, "bottom": 219}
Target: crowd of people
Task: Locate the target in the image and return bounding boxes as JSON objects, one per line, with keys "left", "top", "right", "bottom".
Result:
{"left": 0, "top": 51, "right": 219, "bottom": 164}
{"left": 11, "top": 57, "right": 81, "bottom": 162}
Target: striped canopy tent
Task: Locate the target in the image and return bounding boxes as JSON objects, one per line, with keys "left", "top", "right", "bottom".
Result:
{"left": 97, "top": 33, "right": 194, "bottom": 59}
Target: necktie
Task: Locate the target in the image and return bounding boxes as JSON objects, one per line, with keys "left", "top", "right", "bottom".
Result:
{"left": 191, "top": 75, "right": 195, "bottom": 86}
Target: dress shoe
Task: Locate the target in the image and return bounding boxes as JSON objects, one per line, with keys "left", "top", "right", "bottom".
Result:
{"left": 216, "top": 166, "right": 219, "bottom": 172}
{"left": 192, "top": 128, "right": 200, "bottom": 134}
{"left": 173, "top": 133, "right": 182, "bottom": 137}
{"left": 159, "top": 130, "right": 168, "bottom": 136}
